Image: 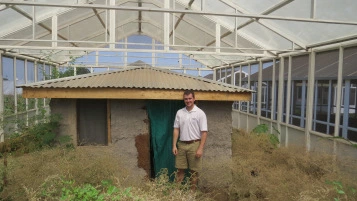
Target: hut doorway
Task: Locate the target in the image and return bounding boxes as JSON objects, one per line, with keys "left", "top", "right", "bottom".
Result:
{"left": 146, "top": 100, "right": 184, "bottom": 179}
{"left": 77, "top": 99, "right": 108, "bottom": 145}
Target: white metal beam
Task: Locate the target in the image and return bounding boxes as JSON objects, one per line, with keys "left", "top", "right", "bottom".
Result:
{"left": 219, "top": 0, "right": 307, "bottom": 49}
{"left": 2, "top": 1, "right": 357, "bottom": 25}
{"left": 52, "top": 15, "right": 58, "bottom": 47}
{"left": 215, "top": 23, "right": 220, "bottom": 53}
{"left": 0, "top": 45, "right": 265, "bottom": 57}
{"left": 0, "top": 53, "right": 3, "bottom": 142}
{"left": 109, "top": 0, "right": 116, "bottom": 49}
{"left": 0, "top": 5, "right": 74, "bottom": 38}
{"left": 257, "top": 60, "right": 262, "bottom": 124}
{"left": 334, "top": 47, "right": 344, "bottom": 137}
{"left": 164, "top": 0, "right": 170, "bottom": 51}
{"left": 277, "top": 57, "right": 284, "bottom": 144}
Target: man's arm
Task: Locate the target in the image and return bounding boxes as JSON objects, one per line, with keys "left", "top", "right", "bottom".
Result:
{"left": 195, "top": 131, "right": 207, "bottom": 158}
{"left": 172, "top": 128, "right": 180, "bottom": 155}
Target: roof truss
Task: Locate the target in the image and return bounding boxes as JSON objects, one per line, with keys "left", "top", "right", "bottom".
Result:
{"left": 1, "top": 0, "right": 357, "bottom": 69}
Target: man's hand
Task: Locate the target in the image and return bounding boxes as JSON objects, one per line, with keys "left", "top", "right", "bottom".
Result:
{"left": 173, "top": 146, "right": 178, "bottom": 155}
{"left": 195, "top": 147, "right": 203, "bottom": 158}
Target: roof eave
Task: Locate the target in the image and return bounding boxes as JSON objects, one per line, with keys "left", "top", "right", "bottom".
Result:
{"left": 22, "top": 87, "right": 251, "bottom": 101}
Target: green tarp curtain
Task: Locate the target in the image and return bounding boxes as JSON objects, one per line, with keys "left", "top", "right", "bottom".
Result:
{"left": 146, "top": 100, "right": 184, "bottom": 180}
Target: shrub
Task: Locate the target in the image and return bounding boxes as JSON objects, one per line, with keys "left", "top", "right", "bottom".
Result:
{"left": 0, "top": 109, "right": 64, "bottom": 155}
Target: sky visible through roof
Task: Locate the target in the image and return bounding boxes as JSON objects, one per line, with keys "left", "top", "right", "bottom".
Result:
{"left": 2, "top": 35, "right": 212, "bottom": 83}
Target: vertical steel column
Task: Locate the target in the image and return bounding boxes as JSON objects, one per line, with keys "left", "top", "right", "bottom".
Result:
{"left": 172, "top": 0, "right": 175, "bottom": 45}
{"left": 34, "top": 61, "right": 38, "bottom": 123}
{"left": 237, "top": 65, "right": 242, "bottom": 128}
{"left": 277, "top": 57, "right": 284, "bottom": 145}
{"left": 152, "top": 38, "right": 156, "bottom": 67}
{"left": 94, "top": 51, "right": 98, "bottom": 73}
{"left": 231, "top": 65, "right": 234, "bottom": 85}
{"left": 105, "top": 0, "right": 108, "bottom": 42}
{"left": 216, "top": 23, "right": 220, "bottom": 53}
{"left": 305, "top": 51, "right": 316, "bottom": 152}
{"left": 247, "top": 64, "right": 251, "bottom": 130}
{"left": 164, "top": 0, "right": 170, "bottom": 51}
{"left": 52, "top": 15, "right": 58, "bottom": 47}
{"left": 234, "top": 9, "right": 238, "bottom": 48}
{"left": 124, "top": 37, "right": 128, "bottom": 66}
{"left": 300, "top": 80, "right": 306, "bottom": 127}
{"left": 213, "top": 68, "right": 216, "bottom": 81}
{"left": 73, "top": 62, "right": 77, "bottom": 76}
{"left": 32, "top": 3, "right": 36, "bottom": 40}
{"left": 326, "top": 80, "right": 332, "bottom": 134}
{"left": 257, "top": 61, "right": 263, "bottom": 124}
{"left": 42, "top": 62, "right": 46, "bottom": 107}
{"left": 239, "top": 65, "right": 242, "bottom": 111}
{"left": 285, "top": 56, "right": 292, "bottom": 124}
{"left": 179, "top": 54, "right": 182, "bottom": 71}
{"left": 13, "top": 58, "right": 18, "bottom": 132}
{"left": 217, "top": 68, "right": 220, "bottom": 81}
{"left": 0, "top": 53, "right": 3, "bottom": 142}
{"left": 334, "top": 47, "right": 343, "bottom": 137}
{"left": 13, "top": 58, "right": 17, "bottom": 115}
{"left": 109, "top": 0, "right": 116, "bottom": 49}
{"left": 224, "top": 67, "right": 227, "bottom": 83}
{"left": 313, "top": 81, "right": 318, "bottom": 130}
{"left": 291, "top": 80, "right": 295, "bottom": 124}
{"left": 284, "top": 56, "right": 292, "bottom": 146}
{"left": 342, "top": 80, "right": 351, "bottom": 138}
{"left": 310, "top": 0, "right": 316, "bottom": 18}
{"left": 25, "top": 59, "right": 29, "bottom": 127}
{"left": 265, "top": 81, "right": 269, "bottom": 118}
{"left": 332, "top": 47, "right": 344, "bottom": 158}
{"left": 271, "top": 59, "right": 276, "bottom": 122}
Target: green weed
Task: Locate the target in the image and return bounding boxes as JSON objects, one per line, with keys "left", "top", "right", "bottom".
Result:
{"left": 251, "top": 124, "right": 280, "bottom": 148}
{"left": 326, "top": 180, "right": 357, "bottom": 201}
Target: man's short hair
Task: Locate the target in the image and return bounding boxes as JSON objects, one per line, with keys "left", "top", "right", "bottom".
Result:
{"left": 183, "top": 90, "right": 195, "bottom": 98}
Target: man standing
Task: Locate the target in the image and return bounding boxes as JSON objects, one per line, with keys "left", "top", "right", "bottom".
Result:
{"left": 172, "top": 90, "right": 208, "bottom": 190}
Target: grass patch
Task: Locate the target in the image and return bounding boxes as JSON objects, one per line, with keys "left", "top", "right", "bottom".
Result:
{"left": 230, "top": 129, "right": 357, "bottom": 201}
{"left": 0, "top": 128, "right": 356, "bottom": 200}
{"left": 0, "top": 147, "right": 212, "bottom": 200}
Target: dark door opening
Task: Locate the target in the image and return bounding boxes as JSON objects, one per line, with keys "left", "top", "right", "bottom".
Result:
{"left": 77, "top": 99, "right": 108, "bottom": 145}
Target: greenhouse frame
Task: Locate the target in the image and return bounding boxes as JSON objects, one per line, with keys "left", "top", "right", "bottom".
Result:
{"left": 0, "top": 0, "right": 357, "bottom": 160}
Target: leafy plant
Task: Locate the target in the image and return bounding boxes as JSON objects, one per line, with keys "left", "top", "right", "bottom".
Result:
{"left": 0, "top": 110, "right": 65, "bottom": 155}
{"left": 326, "top": 180, "right": 356, "bottom": 201}
{"left": 251, "top": 124, "right": 280, "bottom": 148}
{"left": 42, "top": 53, "right": 90, "bottom": 79}
{"left": 39, "top": 178, "right": 137, "bottom": 201}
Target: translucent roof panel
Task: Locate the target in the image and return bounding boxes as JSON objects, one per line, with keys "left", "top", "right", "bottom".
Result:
{"left": 0, "top": 0, "right": 356, "bottom": 69}
{"left": 268, "top": 0, "right": 357, "bottom": 46}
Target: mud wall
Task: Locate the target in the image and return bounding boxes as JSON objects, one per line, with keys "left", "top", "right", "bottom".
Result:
{"left": 50, "top": 99, "right": 77, "bottom": 145}
{"left": 198, "top": 101, "right": 233, "bottom": 186}
{"left": 110, "top": 100, "right": 150, "bottom": 180}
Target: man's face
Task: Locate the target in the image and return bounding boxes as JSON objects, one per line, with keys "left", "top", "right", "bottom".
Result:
{"left": 183, "top": 93, "right": 195, "bottom": 108}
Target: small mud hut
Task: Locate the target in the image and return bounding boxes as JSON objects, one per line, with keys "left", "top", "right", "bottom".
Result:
{"left": 19, "top": 66, "right": 252, "bottom": 179}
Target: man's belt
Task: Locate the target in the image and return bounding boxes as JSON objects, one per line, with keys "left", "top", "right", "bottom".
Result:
{"left": 181, "top": 139, "right": 201, "bottom": 144}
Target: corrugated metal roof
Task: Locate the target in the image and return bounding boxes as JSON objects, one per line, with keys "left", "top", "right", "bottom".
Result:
{"left": 18, "top": 66, "right": 253, "bottom": 93}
